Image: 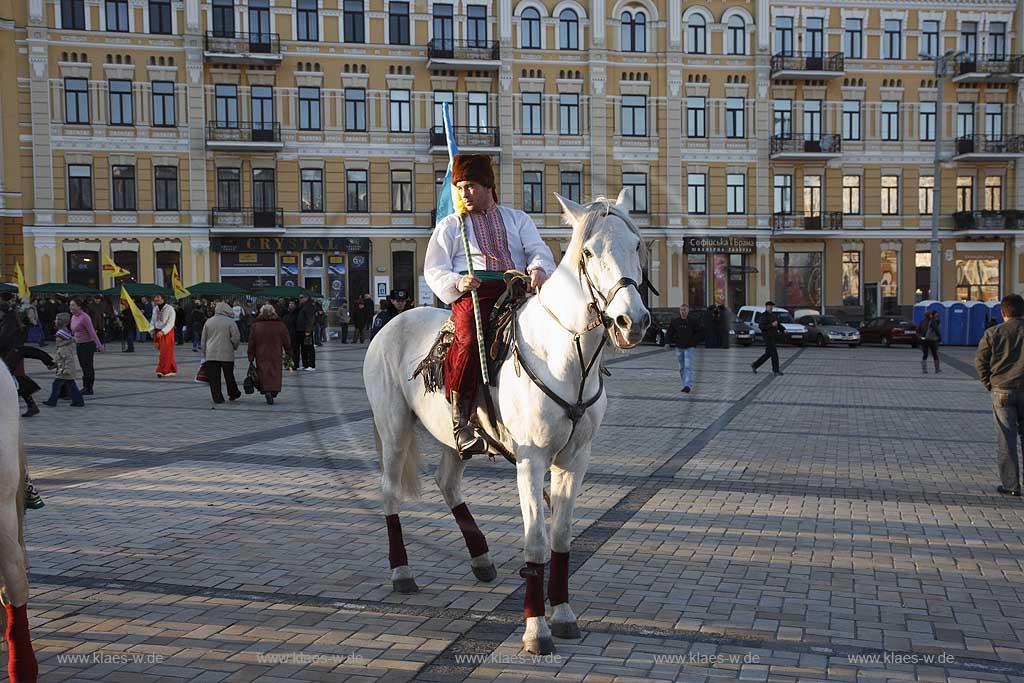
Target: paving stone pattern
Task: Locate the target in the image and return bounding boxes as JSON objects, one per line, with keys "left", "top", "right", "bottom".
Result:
{"left": 7, "top": 340, "right": 1024, "bottom": 682}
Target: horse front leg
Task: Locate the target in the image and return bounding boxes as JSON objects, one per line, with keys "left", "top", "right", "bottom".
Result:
{"left": 1, "top": 499, "right": 38, "bottom": 683}
{"left": 548, "top": 448, "right": 589, "bottom": 640}
{"left": 516, "top": 450, "right": 554, "bottom": 655}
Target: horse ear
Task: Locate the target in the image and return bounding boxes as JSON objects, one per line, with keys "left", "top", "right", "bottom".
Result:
{"left": 614, "top": 187, "right": 632, "bottom": 213}
{"left": 555, "top": 193, "right": 587, "bottom": 228}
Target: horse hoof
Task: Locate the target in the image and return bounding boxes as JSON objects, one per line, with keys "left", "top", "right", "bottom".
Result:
{"left": 392, "top": 577, "right": 420, "bottom": 594}
{"left": 551, "top": 621, "right": 581, "bottom": 639}
{"left": 472, "top": 563, "right": 497, "bottom": 582}
{"left": 523, "top": 637, "right": 555, "bottom": 655}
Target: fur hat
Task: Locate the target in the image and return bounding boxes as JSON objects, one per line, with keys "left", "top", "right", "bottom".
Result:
{"left": 451, "top": 154, "right": 495, "bottom": 189}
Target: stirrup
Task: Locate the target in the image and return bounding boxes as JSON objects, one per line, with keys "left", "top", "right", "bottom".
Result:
{"left": 455, "top": 427, "right": 487, "bottom": 460}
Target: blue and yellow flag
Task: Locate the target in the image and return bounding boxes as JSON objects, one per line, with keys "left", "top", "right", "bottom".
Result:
{"left": 434, "top": 103, "right": 466, "bottom": 222}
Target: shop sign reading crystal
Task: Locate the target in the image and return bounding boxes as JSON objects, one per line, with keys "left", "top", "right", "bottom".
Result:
{"left": 683, "top": 237, "right": 756, "bottom": 254}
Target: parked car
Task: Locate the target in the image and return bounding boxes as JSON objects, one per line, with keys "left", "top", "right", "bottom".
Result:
{"left": 858, "top": 317, "right": 920, "bottom": 347}
{"left": 730, "top": 319, "right": 754, "bottom": 346}
{"left": 735, "top": 305, "right": 809, "bottom": 346}
{"left": 795, "top": 313, "right": 861, "bottom": 348}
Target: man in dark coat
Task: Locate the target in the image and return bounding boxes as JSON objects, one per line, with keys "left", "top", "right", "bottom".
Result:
{"left": 190, "top": 299, "right": 208, "bottom": 352}
{"left": 352, "top": 294, "right": 371, "bottom": 344}
{"left": 295, "top": 293, "right": 318, "bottom": 370}
{"left": 119, "top": 301, "right": 136, "bottom": 352}
{"left": 751, "top": 301, "right": 783, "bottom": 375}
{"left": 704, "top": 306, "right": 722, "bottom": 348}
{"left": 664, "top": 305, "right": 701, "bottom": 393}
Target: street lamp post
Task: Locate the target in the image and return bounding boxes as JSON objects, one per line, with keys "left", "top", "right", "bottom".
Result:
{"left": 922, "top": 50, "right": 958, "bottom": 302}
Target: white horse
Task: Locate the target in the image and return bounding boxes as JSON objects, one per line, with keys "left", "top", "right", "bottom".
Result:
{"left": 363, "top": 189, "right": 650, "bottom": 654}
{"left": 0, "top": 363, "right": 38, "bottom": 682}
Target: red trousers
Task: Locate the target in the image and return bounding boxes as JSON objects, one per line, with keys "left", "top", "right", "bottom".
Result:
{"left": 444, "top": 280, "right": 505, "bottom": 404}
{"left": 155, "top": 330, "right": 178, "bottom": 375}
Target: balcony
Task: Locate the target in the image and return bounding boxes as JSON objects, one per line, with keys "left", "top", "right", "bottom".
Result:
{"left": 770, "top": 134, "right": 841, "bottom": 160}
{"left": 206, "top": 122, "right": 284, "bottom": 151}
{"left": 209, "top": 207, "right": 284, "bottom": 232}
{"left": 429, "top": 126, "right": 500, "bottom": 154}
{"left": 772, "top": 212, "right": 844, "bottom": 234}
{"left": 951, "top": 134, "right": 1024, "bottom": 161}
{"left": 204, "top": 31, "right": 282, "bottom": 65}
{"left": 951, "top": 54, "right": 1024, "bottom": 83}
{"left": 426, "top": 39, "right": 501, "bottom": 70}
{"left": 770, "top": 52, "right": 844, "bottom": 79}
{"left": 952, "top": 210, "right": 1024, "bottom": 231}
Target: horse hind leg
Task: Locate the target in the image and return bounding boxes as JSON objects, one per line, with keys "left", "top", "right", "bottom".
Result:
{"left": 1, "top": 497, "right": 38, "bottom": 683}
{"left": 377, "top": 415, "right": 422, "bottom": 595}
{"left": 434, "top": 447, "right": 496, "bottom": 582}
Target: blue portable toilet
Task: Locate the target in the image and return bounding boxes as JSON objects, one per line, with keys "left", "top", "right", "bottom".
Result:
{"left": 967, "top": 301, "right": 989, "bottom": 345}
{"left": 942, "top": 300, "right": 970, "bottom": 345}
{"left": 913, "top": 300, "right": 940, "bottom": 325}
{"left": 986, "top": 301, "right": 1004, "bottom": 325}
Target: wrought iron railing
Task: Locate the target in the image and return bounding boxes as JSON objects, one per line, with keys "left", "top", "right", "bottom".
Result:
{"left": 770, "top": 134, "right": 841, "bottom": 155}
{"left": 770, "top": 51, "right": 844, "bottom": 75}
{"left": 206, "top": 122, "right": 282, "bottom": 144}
{"left": 427, "top": 39, "right": 500, "bottom": 61}
{"left": 772, "top": 212, "right": 844, "bottom": 233}
{"left": 429, "top": 126, "right": 500, "bottom": 148}
{"left": 954, "top": 53, "right": 1024, "bottom": 77}
{"left": 954, "top": 134, "right": 1024, "bottom": 156}
{"left": 204, "top": 31, "right": 281, "bottom": 56}
{"left": 952, "top": 210, "right": 1024, "bottom": 230}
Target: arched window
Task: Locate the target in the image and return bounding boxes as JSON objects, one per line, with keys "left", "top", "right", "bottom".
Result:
{"left": 727, "top": 15, "right": 746, "bottom": 55}
{"left": 520, "top": 7, "right": 541, "bottom": 48}
{"left": 559, "top": 9, "right": 579, "bottom": 50}
{"left": 687, "top": 14, "right": 706, "bottom": 54}
{"left": 621, "top": 10, "right": 645, "bottom": 52}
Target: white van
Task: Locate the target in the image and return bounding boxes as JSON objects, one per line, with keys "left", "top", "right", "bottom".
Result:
{"left": 735, "top": 305, "right": 809, "bottom": 345}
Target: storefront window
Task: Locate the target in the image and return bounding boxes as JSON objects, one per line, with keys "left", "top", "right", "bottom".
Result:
{"left": 728, "top": 254, "right": 747, "bottom": 310}
{"left": 712, "top": 255, "right": 727, "bottom": 306}
{"left": 956, "top": 258, "right": 1000, "bottom": 301}
{"left": 67, "top": 251, "right": 99, "bottom": 290}
{"left": 915, "top": 252, "right": 931, "bottom": 302}
{"left": 687, "top": 254, "right": 707, "bottom": 307}
{"left": 880, "top": 249, "right": 899, "bottom": 315}
{"left": 773, "top": 252, "right": 822, "bottom": 308}
{"left": 842, "top": 251, "right": 861, "bottom": 306}
{"left": 155, "top": 250, "right": 180, "bottom": 288}
{"left": 112, "top": 250, "right": 138, "bottom": 286}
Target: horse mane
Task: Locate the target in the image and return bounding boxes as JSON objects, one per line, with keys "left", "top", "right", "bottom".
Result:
{"left": 561, "top": 198, "right": 649, "bottom": 273}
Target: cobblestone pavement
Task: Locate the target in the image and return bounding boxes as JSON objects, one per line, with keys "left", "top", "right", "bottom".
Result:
{"left": 8, "top": 339, "right": 1024, "bottom": 682}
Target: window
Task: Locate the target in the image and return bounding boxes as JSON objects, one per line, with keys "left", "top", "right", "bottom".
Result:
{"left": 217, "top": 168, "right": 241, "bottom": 210}
{"left": 111, "top": 165, "right": 136, "bottom": 211}
{"left": 301, "top": 169, "right": 323, "bottom": 212}
{"left": 621, "top": 11, "right": 645, "bottom": 52}
{"left": 433, "top": 90, "right": 454, "bottom": 129}
{"left": 346, "top": 169, "right": 368, "bottom": 212}
{"left": 803, "top": 175, "right": 821, "bottom": 217}
{"left": 111, "top": 250, "right": 137, "bottom": 285}
{"left": 68, "top": 165, "right": 92, "bottom": 210}
{"left": 921, "top": 20, "right": 939, "bottom": 58}
{"left": 215, "top": 84, "right": 238, "bottom": 127}
{"left": 65, "top": 78, "right": 90, "bottom": 124}
{"left": 957, "top": 102, "right": 974, "bottom": 138}
{"left": 844, "top": 18, "right": 862, "bottom": 59}
{"left": 919, "top": 101, "right": 936, "bottom": 141}
{"left": 622, "top": 173, "right": 647, "bottom": 213}
{"left": 842, "top": 175, "right": 860, "bottom": 215}
{"left": 105, "top": 0, "right": 129, "bottom": 31}
{"left": 773, "top": 174, "right": 793, "bottom": 214}
{"left": 687, "top": 174, "right": 707, "bottom": 214}
{"left": 727, "top": 16, "right": 746, "bottom": 55}
{"left": 842, "top": 100, "right": 861, "bottom": 140}
{"left": 985, "top": 103, "right": 1003, "bottom": 138}
{"left": 773, "top": 99, "right": 792, "bottom": 138}
{"left": 343, "top": 0, "right": 364, "bottom": 43}
{"left": 991, "top": 22, "right": 1007, "bottom": 60}
{"left": 388, "top": 1, "right": 409, "bottom": 45}
{"left": 212, "top": 0, "right": 234, "bottom": 36}
{"left": 884, "top": 19, "right": 902, "bottom": 59}
{"left": 249, "top": 0, "right": 270, "bottom": 44}
{"left": 726, "top": 98, "right": 745, "bottom": 138}
{"left": 345, "top": 88, "right": 366, "bottom": 131}
{"left": 881, "top": 175, "right": 900, "bottom": 215}
{"left": 391, "top": 170, "right": 412, "bottom": 213}
{"left": 803, "top": 100, "right": 822, "bottom": 140}
{"left": 298, "top": 87, "right": 320, "bottom": 130}
{"left": 389, "top": 90, "right": 411, "bottom": 133}
{"left": 881, "top": 249, "right": 899, "bottom": 313}
{"left": 805, "top": 17, "right": 824, "bottom": 56}
{"left": 62, "top": 0, "right": 85, "bottom": 29}
{"left": 251, "top": 85, "right": 273, "bottom": 130}
{"left": 252, "top": 168, "right": 276, "bottom": 215}
{"left": 985, "top": 176, "right": 1003, "bottom": 211}
{"left": 149, "top": 0, "right": 171, "bottom": 34}
{"left": 433, "top": 4, "right": 454, "bottom": 51}
{"left": 956, "top": 175, "right": 974, "bottom": 212}
{"left": 559, "top": 94, "right": 580, "bottom": 135}
{"left": 467, "top": 5, "right": 487, "bottom": 47}
{"left": 560, "top": 171, "right": 581, "bottom": 203}
{"left": 152, "top": 81, "right": 175, "bottom": 127}
{"left": 154, "top": 166, "right": 178, "bottom": 211}
{"left": 108, "top": 80, "right": 133, "bottom": 126}
{"left": 774, "top": 252, "right": 822, "bottom": 309}
{"left": 919, "top": 175, "right": 934, "bottom": 215}
{"left": 687, "top": 15, "right": 706, "bottom": 54}
{"left": 881, "top": 101, "right": 900, "bottom": 141}
{"left": 726, "top": 174, "right": 745, "bottom": 214}
{"left": 67, "top": 251, "right": 100, "bottom": 290}
{"left": 774, "top": 16, "right": 793, "bottom": 54}
{"left": 520, "top": 8, "right": 540, "bottom": 48}
{"left": 842, "top": 251, "right": 861, "bottom": 305}
{"left": 523, "top": 171, "right": 543, "bottom": 213}
{"left": 559, "top": 9, "right": 579, "bottom": 50}
{"left": 957, "top": 258, "right": 1000, "bottom": 301}
{"left": 521, "top": 93, "right": 542, "bottom": 135}
{"left": 622, "top": 95, "right": 646, "bottom": 136}
{"left": 961, "top": 21, "right": 977, "bottom": 57}
{"left": 686, "top": 97, "right": 706, "bottom": 138}
{"left": 298, "top": 0, "right": 319, "bottom": 41}
{"left": 468, "top": 92, "right": 488, "bottom": 132}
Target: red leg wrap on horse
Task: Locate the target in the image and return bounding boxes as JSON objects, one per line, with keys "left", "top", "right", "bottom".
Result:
{"left": 5, "top": 604, "right": 38, "bottom": 683}
{"left": 520, "top": 562, "right": 546, "bottom": 618}
{"left": 385, "top": 514, "right": 409, "bottom": 569}
{"left": 548, "top": 551, "right": 570, "bottom": 606}
{"left": 451, "top": 503, "right": 489, "bottom": 558}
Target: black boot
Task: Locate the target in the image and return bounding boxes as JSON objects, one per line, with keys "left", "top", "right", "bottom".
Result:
{"left": 934, "top": 358, "right": 941, "bottom": 374}
{"left": 451, "top": 391, "right": 486, "bottom": 460}
{"left": 21, "top": 395, "right": 39, "bottom": 418}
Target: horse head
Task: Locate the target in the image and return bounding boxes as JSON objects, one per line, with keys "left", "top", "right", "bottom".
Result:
{"left": 554, "top": 188, "right": 651, "bottom": 349}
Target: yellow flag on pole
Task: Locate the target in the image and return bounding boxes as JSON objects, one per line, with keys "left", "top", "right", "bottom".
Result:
{"left": 14, "top": 263, "right": 29, "bottom": 300}
{"left": 120, "top": 286, "right": 152, "bottom": 332}
{"left": 171, "top": 265, "right": 190, "bottom": 299}
{"left": 102, "top": 252, "right": 130, "bottom": 278}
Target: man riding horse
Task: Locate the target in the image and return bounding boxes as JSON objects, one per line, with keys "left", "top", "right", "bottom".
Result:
{"left": 424, "top": 154, "right": 557, "bottom": 459}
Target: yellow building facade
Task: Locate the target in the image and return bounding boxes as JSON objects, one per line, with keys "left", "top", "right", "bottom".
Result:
{"left": 4, "top": 0, "right": 1024, "bottom": 316}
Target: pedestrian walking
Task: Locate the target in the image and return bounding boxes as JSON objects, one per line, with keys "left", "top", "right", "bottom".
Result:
{"left": 313, "top": 299, "right": 326, "bottom": 346}
{"left": 296, "top": 293, "right": 318, "bottom": 370}
{"left": 150, "top": 293, "right": 178, "bottom": 377}
{"left": 173, "top": 301, "right": 185, "bottom": 346}
{"left": 664, "top": 305, "right": 700, "bottom": 393}
{"left": 283, "top": 300, "right": 300, "bottom": 370}
{"left": 42, "top": 313, "right": 84, "bottom": 408}
{"left": 918, "top": 310, "right": 942, "bottom": 374}
{"left": 352, "top": 294, "right": 370, "bottom": 343}
{"left": 751, "top": 301, "right": 783, "bottom": 375}
{"left": 201, "top": 301, "right": 241, "bottom": 404}
{"left": 119, "top": 300, "right": 136, "bottom": 352}
{"left": 69, "top": 298, "right": 103, "bottom": 394}
{"left": 0, "top": 295, "right": 43, "bottom": 416}
{"left": 338, "top": 300, "right": 351, "bottom": 344}
{"left": 190, "top": 299, "right": 208, "bottom": 352}
{"left": 717, "top": 304, "right": 731, "bottom": 349}
{"left": 248, "top": 304, "right": 293, "bottom": 405}
{"left": 704, "top": 306, "right": 722, "bottom": 348}
{"left": 975, "top": 293, "right": 1024, "bottom": 497}
{"left": 87, "top": 295, "right": 107, "bottom": 343}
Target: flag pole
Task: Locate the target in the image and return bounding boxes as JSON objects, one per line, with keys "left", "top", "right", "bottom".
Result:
{"left": 458, "top": 215, "right": 490, "bottom": 386}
